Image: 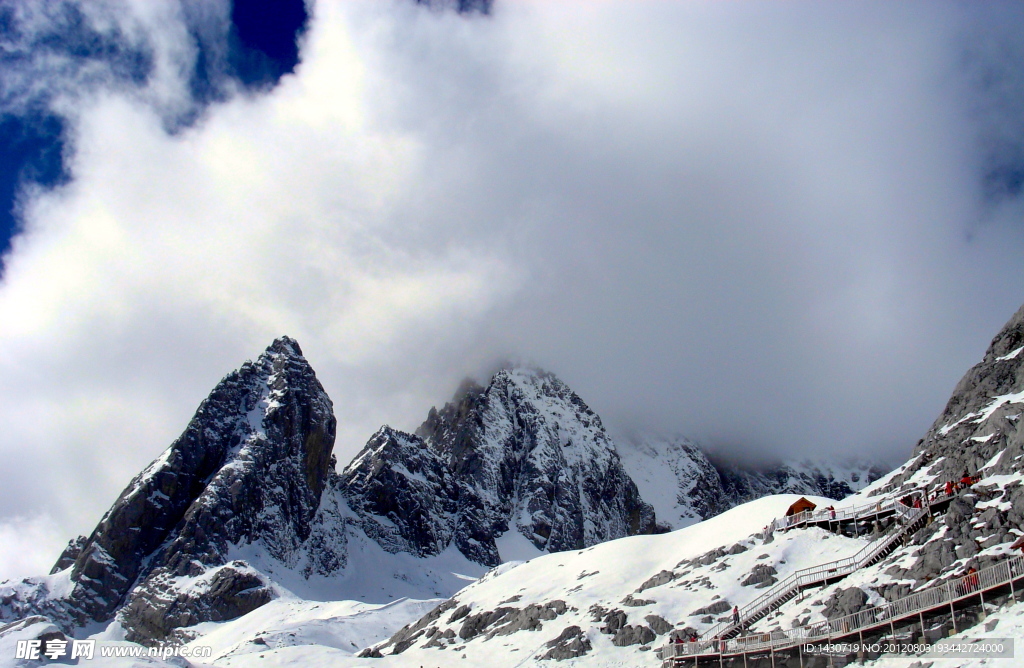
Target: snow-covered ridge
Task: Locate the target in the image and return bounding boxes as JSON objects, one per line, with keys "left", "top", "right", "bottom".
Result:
{"left": 617, "top": 433, "right": 882, "bottom": 530}
{"left": 0, "top": 344, "right": 897, "bottom": 662}
{"left": 348, "top": 366, "right": 658, "bottom": 566}
{"left": 365, "top": 495, "right": 860, "bottom": 665}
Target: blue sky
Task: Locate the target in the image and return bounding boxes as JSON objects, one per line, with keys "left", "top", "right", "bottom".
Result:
{"left": 0, "top": 0, "right": 310, "bottom": 262}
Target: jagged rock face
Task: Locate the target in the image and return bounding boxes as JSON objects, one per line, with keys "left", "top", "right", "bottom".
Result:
{"left": 340, "top": 427, "right": 457, "bottom": 557}
{"left": 618, "top": 434, "right": 882, "bottom": 529}
{"left": 49, "top": 537, "right": 86, "bottom": 575}
{"left": 713, "top": 460, "right": 883, "bottom": 514}
{"left": 116, "top": 337, "right": 336, "bottom": 642}
{"left": 338, "top": 368, "right": 658, "bottom": 566}
{"left": 896, "top": 302, "right": 1024, "bottom": 486}
{"left": 0, "top": 337, "right": 337, "bottom": 642}
{"left": 873, "top": 302, "right": 1024, "bottom": 587}
{"left": 414, "top": 368, "right": 658, "bottom": 565}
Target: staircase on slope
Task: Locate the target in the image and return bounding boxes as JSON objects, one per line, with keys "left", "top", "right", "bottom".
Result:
{"left": 704, "top": 496, "right": 935, "bottom": 642}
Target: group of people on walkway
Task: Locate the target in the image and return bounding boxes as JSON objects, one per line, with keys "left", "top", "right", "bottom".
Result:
{"left": 940, "top": 472, "right": 979, "bottom": 498}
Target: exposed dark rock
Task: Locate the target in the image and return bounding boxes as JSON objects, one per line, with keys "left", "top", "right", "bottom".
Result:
{"left": 612, "top": 624, "right": 655, "bottom": 646}
{"left": 697, "top": 548, "right": 727, "bottom": 566}
{"left": 458, "top": 607, "right": 517, "bottom": 640}
{"left": 621, "top": 594, "right": 654, "bottom": 606}
{"left": 1, "top": 337, "right": 338, "bottom": 642}
{"left": 447, "top": 604, "right": 471, "bottom": 624}
{"left": 882, "top": 302, "right": 1024, "bottom": 580}
{"left": 740, "top": 564, "right": 778, "bottom": 588}
{"left": 636, "top": 569, "right": 676, "bottom": 593}
{"left": 600, "top": 609, "right": 627, "bottom": 634}
{"left": 486, "top": 601, "right": 568, "bottom": 638}
{"left": 410, "top": 368, "right": 659, "bottom": 565}
{"left": 823, "top": 587, "right": 869, "bottom": 620}
{"left": 645, "top": 614, "right": 673, "bottom": 635}
{"left": 339, "top": 426, "right": 457, "bottom": 557}
{"left": 692, "top": 600, "right": 732, "bottom": 616}
{"left": 50, "top": 536, "right": 87, "bottom": 574}
{"left": 121, "top": 564, "right": 274, "bottom": 643}
{"left": 376, "top": 599, "right": 457, "bottom": 655}
{"left": 540, "top": 625, "right": 592, "bottom": 660}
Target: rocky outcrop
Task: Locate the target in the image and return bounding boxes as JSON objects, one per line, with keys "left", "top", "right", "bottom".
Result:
{"left": 119, "top": 563, "right": 274, "bottom": 643}
{"left": 877, "top": 302, "right": 1024, "bottom": 586}
{"left": 612, "top": 624, "right": 655, "bottom": 647}
{"left": 540, "top": 625, "right": 592, "bottom": 660}
{"left": 618, "top": 434, "right": 884, "bottom": 529}
{"left": 740, "top": 564, "right": 778, "bottom": 588}
{"left": 340, "top": 427, "right": 457, "bottom": 557}
{"left": 49, "top": 537, "right": 86, "bottom": 575}
{"left": 822, "top": 587, "right": 869, "bottom": 620}
{"left": 892, "top": 303, "right": 1024, "bottom": 488}
{"left": 422, "top": 368, "right": 658, "bottom": 563}
{"left": 344, "top": 367, "right": 659, "bottom": 566}
{"left": 0, "top": 337, "right": 338, "bottom": 643}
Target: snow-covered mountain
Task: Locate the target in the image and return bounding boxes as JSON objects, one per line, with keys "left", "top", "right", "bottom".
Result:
{"left": 410, "top": 368, "right": 659, "bottom": 562}
{"left": 0, "top": 353, "right": 661, "bottom": 649}
{"left": 363, "top": 494, "right": 856, "bottom": 664}
{"left": 5, "top": 302, "right": 1024, "bottom": 667}
{"left": 617, "top": 433, "right": 882, "bottom": 530}
{"left": 0, "top": 331, "right": 920, "bottom": 665}
{"left": 363, "top": 301, "right": 1024, "bottom": 667}
{"left": 0, "top": 338, "right": 352, "bottom": 642}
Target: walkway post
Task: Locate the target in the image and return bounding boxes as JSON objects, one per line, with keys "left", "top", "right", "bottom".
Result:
{"left": 947, "top": 581, "right": 957, "bottom": 633}
{"left": 918, "top": 611, "right": 926, "bottom": 643}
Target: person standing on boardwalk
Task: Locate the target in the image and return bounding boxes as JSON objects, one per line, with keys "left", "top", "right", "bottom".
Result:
{"left": 733, "top": 606, "right": 740, "bottom": 626}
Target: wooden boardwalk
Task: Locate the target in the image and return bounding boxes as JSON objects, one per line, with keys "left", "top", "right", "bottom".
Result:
{"left": 663, "top": 490, "right": 1009, "bottom": 666}
{"left": 665, "top": 554, "right": 1024, "bottom": 665}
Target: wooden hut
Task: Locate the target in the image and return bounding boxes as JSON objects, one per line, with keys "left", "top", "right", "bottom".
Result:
{"left": 786, "top": 497, "right": 816, "bottom": 516}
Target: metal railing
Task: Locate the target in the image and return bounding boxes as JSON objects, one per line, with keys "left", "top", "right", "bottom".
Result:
{"left": 699, "top": 499, "right": 930, "bottom": 643}
{"left": 666, "top": 552, "right": 1024, "bottom": 659}
{"left": 782, "top": 497, "right": 904, "bottom": 530}
{"left": 783, "top": 486, "right": 958, "bottom": 531}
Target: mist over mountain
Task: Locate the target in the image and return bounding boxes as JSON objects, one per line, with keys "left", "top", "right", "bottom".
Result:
{"left": 4, "top": 297, "right": 1024, "bottom": 666}
{"left": 2, "top": 3, "right": 1024, "bottom": 585}
{"left": 0, "top": 335, "right": 886, "bottom": 648}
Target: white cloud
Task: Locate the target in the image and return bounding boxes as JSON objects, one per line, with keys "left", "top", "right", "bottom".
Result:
{"left": 2, "top": 0, "right": 1024, "bottom": 580}
{"left": 0, "top": 515, "right": 67, "bottom": 582}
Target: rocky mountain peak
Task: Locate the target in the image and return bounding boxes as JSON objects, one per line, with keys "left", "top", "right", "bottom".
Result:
{"left": 426, "top": 365, "right": 656, "bottom": 561}
{"left": 341, "top": 365, "right": 659, "bottom": 566}
{"left": 890, "top": 302, "right": 1024, "bottom": 491}
{"left": 264, "top": 335, "right": 304, "bottom": 357}
{"left": 1, "top": 337, "right": 337, "bottom": 642}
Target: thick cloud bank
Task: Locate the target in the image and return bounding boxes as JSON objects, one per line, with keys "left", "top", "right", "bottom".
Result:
{"left": 1, "top": 1, "right": 1024, "bottom": 579}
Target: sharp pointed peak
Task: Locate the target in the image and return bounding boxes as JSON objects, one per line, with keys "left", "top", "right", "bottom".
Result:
{"left": 265, "top": 335, "right": 303, "bottom": 358}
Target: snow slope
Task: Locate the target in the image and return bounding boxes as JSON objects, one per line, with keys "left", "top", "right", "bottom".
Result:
{"left": 360, "top": 494, "right": 858, "bottom": 667}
